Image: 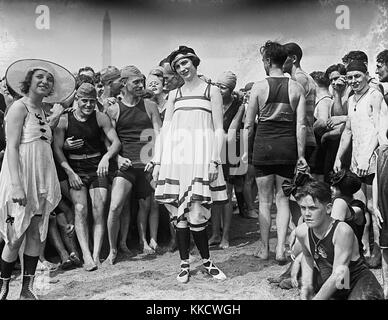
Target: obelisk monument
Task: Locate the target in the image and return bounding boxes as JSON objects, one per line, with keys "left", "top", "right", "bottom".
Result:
{"left": 102, "top": 10, "right": 111, "bottom": 68}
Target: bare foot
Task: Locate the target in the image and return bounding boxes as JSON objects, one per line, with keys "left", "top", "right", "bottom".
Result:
{"left": 83, "top": 257, "right": 97, "bottom": 272}
{"left": 208, "top": 235, "right": 221, "bottom": 246}
{"left": 253, "top": 242, "right": 269, "bottom": 260}
{"left": 149, "top": 239, "right": 159, "bottom": 252}
{"left": 141, "top": 242, "right": 155, "bottom": 255}
{"left": 275, "top": 246, "right": 288, "bottom": 265}
{"left": 106, "top": 250, "right": 118, "bottom": 265}
{"left": 93, "top": 257, "right": 102, "bottom": 268}
{"left": 219, "top": 239, "right": 229, "bottom": 249}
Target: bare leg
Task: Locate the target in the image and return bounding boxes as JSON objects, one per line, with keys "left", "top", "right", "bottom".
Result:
{"left": 106, "top": 177, "right": 133, "bottom": 264}
{"left": 254, "top": 174, "right": 274, "bottom": 259}
{"left": 89, "top": 187, "right": 108, "bottom": 266}
{"left": 138, "top": 196, "right": 153, "bottom": 254}
{"left": 274, "top": 175, "right": 291, "bottom": 263}
{"left": 220, "top": 183, "right": 234, "bottom": 249}
{"left": 119, "top": 199, "right": 133, "bottom": 254}
{"left": 148, "top": 194, "right": 160, "bottom": 251}
{"left": 47, "top": 216, "right": 70, "bottom": 265}
{"left": 70, "top": 187, "right": 96, "bottom": 271}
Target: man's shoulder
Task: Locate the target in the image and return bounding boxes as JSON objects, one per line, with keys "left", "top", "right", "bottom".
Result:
{"left": 334, "top": 220, "right": 354, "bottom": 239}
{"left": 295, "top": 222, "right": 308, "bottom": 239}
{"left": 144, "top": 98, "right": 158, "bottom": 109}
{"left": 106, "top": 102, "right": 120, "bottom": 120}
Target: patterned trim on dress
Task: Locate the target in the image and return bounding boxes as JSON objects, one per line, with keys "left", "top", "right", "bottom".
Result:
{"left": 155, "top": 177, "right": 227, "bottom": 218}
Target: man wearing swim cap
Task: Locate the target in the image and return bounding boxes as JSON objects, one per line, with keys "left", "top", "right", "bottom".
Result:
{"left": 106, "top": 65, "right": 162, "bottom": 264}
{"left": 334, "top": 60, "right": 386, "bottom": 269}
{"left": 53, "top": 82, "right": 121, "bottom": 271}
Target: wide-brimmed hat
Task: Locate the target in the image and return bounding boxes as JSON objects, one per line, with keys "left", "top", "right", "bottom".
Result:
{"left": 5, "top": 59, "right": 76, "bottom": 103}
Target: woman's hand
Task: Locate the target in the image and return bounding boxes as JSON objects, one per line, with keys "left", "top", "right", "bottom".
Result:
{"left": 11, "top": 185, "right": 27, "bottom": 206}
{"left": 209, "top": 162, "right": 219, "bottom": 183}
{"left": 152, "top": 164, "right": 160, "bottom": 183}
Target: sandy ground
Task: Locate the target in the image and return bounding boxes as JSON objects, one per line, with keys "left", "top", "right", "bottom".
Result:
{"left": 5, "top": 209, "right": 383, "bottom": 300}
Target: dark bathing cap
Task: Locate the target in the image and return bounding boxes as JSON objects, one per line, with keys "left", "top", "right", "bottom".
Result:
{"left": 76, "top": 82, "right": 97, "bottom": 99}
{"left": 168, "top": 46, "right": 200, "bottom": 72}
{"left": 346, "top": 60, "right": 367, "bottom": 74}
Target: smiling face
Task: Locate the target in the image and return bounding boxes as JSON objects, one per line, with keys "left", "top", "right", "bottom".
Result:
{"left": 328, "top": 71, "right": 343, "bottom": 91}
{"left": 76, "top": 96, "right": 96, "bottom": 116}
{"left": 376, "top": 61, "right": 388, "bottom": 83}
{"left": 346, "top": 70, "right": 368, "bottom": 93}
{"left": 123, "top": 75, "right": 145, "bottom": 97}
{"left": 173, "top": 58, "right": 197, "bottom": 81}
{"left": 297, "top": 195, "right": 331, "bottom": 229}
{"left": 30, "top": 69, "right": 54, "bottom": 97}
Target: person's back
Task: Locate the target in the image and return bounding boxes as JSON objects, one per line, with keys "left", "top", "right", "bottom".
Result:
{"left": 253, "top": 76, "right": 304, "bottom": 167}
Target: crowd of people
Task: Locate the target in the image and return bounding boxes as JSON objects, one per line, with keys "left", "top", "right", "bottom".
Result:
{"left": 0, "top": 40, "right": 388, "bottom": 300}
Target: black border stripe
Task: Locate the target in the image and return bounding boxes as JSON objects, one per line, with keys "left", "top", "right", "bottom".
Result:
{"left": 175, "top": 96, "right": 210, "bottom": 102}
{"left": 173, "top": 107, "right": 211, "bottom": 114}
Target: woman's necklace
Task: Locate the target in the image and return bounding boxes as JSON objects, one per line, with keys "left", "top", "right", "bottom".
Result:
{"left": 311, "top": 220, "right": 334, "bottom": 260}
{"left": 353, "top": 87, "right": 370, "bottom": 112}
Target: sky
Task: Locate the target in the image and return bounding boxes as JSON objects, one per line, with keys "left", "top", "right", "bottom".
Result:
{"left": 0, "top": 0, "right": 388, "bottom": 88}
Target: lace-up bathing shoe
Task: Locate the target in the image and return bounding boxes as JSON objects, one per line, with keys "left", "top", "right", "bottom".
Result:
{"left": 203, "top": 259, "right": 226, "bottom": 280}
{"left": 177, "top": 262, "right": 190, "bottom": 283}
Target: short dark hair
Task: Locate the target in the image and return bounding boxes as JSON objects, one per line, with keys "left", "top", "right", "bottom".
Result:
{"left": 78, "top": 66, "right": 95, "bottom": 76}
{"left": 377, "top": 50, "right": 388, "bottom": 66}
{"left": 342, "top": 51, "right": 368, "bottom": 65}
{"left": 294, "top": 181, "right": 332, "bottom": 205}
{"left": 260, "top": 40, "right": 288, "bottom": 68}
{"left": 283, "top": 42, "right": 303, "bottom": 62}
{"left": 75, "top": 74, "right": 94, "bottom": 90}
{"left": 310, "top": 71, "right": 330, "bottom": 88}
{"left": 325, "top": 63, "right": 346, "bottom": 79}
{"left": 20, "top": 69, "right": 54, "bottom": 96}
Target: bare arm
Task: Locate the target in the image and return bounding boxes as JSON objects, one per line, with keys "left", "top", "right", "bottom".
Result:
{"left": 243, "top": 82, "right": 261, "bottom": 153}
{"left": 97, "top": 112, "right": 121, "bottom": 159}
{"left": 313, "top": 223, "right": 354, "bottom": 300}
{"left": 152, "top": 90, "right": 175, "bottom": 164}
{"left": 210, "top": 85, "right": 225, "bottom": 163}
{"left": 330, "top": 198, "right": 348, "bottom": 221}
{"left": 53, "top": 116, "right": 83, "bottom": 189}
{"left": 334, "top": 117, "right": 352, "bottom": 172}
{"left": 295, "top": 224, "right": 315, "bottom": 300}
{"left": 295, "top": 83, "right": 307, "bottom": 160}
{"left": 5, "top": 101, "right": 28, "bottom": 206}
